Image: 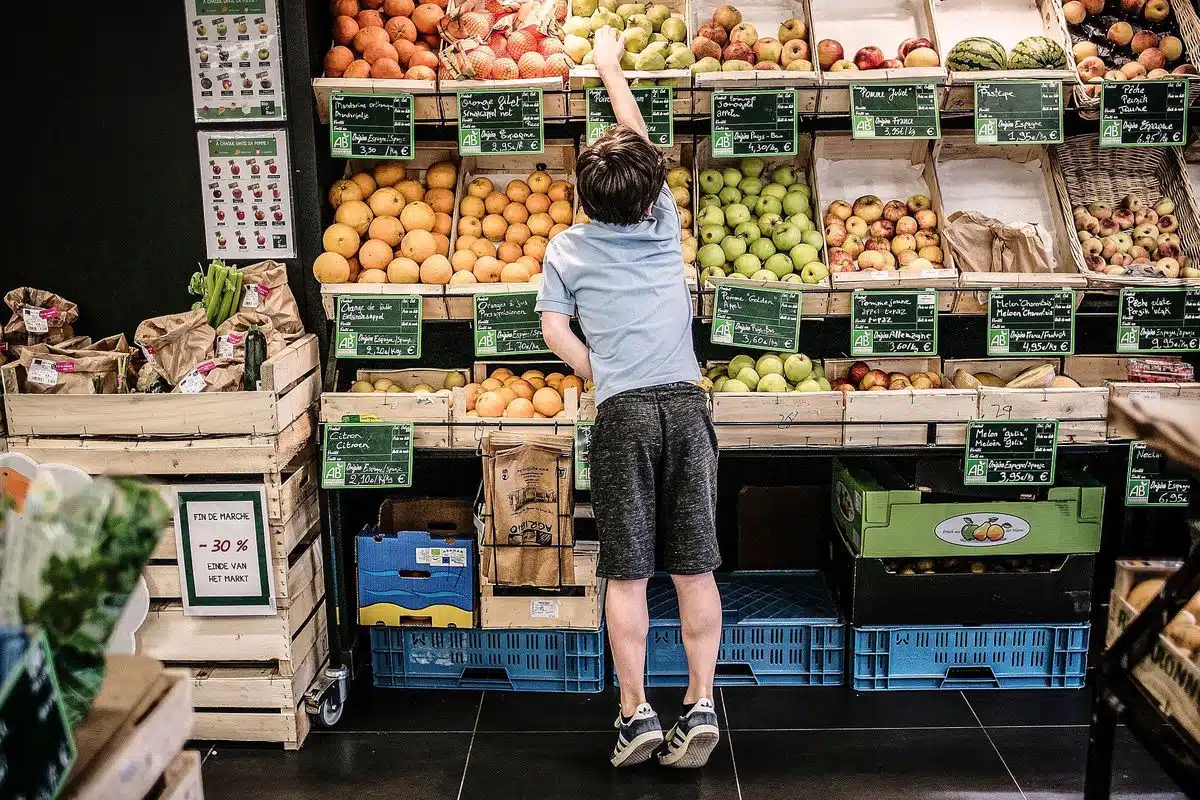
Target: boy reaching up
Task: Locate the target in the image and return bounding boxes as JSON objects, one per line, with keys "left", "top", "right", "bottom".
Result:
{"left": 536, "top": 27, "right": 723, "bottom": 770}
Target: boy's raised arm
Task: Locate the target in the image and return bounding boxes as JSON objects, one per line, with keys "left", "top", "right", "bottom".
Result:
{"left": 592, "top": 27, "right": 649, "bottom": 141}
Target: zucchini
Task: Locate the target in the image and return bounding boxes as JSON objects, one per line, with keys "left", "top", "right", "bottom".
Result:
{"left": 244, "top": 326, "right": 267, "bottom": 391}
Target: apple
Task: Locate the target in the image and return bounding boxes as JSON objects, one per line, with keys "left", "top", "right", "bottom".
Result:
{"left": 800, "top": 262, "right": 829, "bottom": 283}
{"left": 825, "top": 225, "right": 848, "bottom": 247}
{"left": 758, "top": 213, "right": 783, "bottom": 235}
{"left": 1173, "top": 64, "right": 1198, "bottom": 75}
{"left": 829, "top": 250, "right": 856, "bottom": 272}
{"left": 854, "top": 46, "right": 884, "bottom": 70}
{"left": 915, "top": 209, "right": 938, "bottom": 230}
{"left": 735, "top": 221, "right": 761, "bottom": 242}
{"left": 764, "top": 253, "right": 794, "bottom": 278}
{"left": 882, "top": 200, "right": 907, "bottom": 222}
{"left": 880, "top": 58, "right": 904, "bottom": 69}
{"left": 698, "top": 169, "right": 723, "bottom": 195}
{"left": 789, "top": 241, "right": 819, "bottom": 265}
{"left": 842, "top": 234, "right": 864, "bottom": 258}
{"left": 1144, "top": 0, "right": 1169, "bottom": 22}
{"left": 830, "top": 59, "right": 857, "bottom": 72}
{"left": 273, "top": 210, "right": 283, "bottom": 221}
{"left": 891, "top": 234, "right": 916, "bottom": 254}
{"left": 918, "top": 245, "right": 943, "bottom": 263}
{"left": 1073, "top": 41, "right": 1098, "bottom": 62}
{"left": 771, "top": 166, "right": 796, "bottom": 187}
{"left": 895, "top": 215, "right": 918, "bottom": 236}
{"left": 868, "top": 219, "right": 895, "bottom": 239}
{"left": 828, "top": 200, "right": 852, "bottom": 220}
{"left": 853, "top": 195, "right": 884, "bottom": 222}
{"left": 236, "top": 209, "right": 246, "bottom": 220}
{"left": 817, "top": 39, "right": 844, "bottom": 70}
{"left": 860, "top": 368, "right": 889, "bottom": 389}
{"left": 848, "top": 361, "right": 870, "bottom": 385}
{"left": 1121, "top": 0, "right": 1147, "bottom": 11}
{"left": 859, "top": 250, "right": 888, "bottom": 269}
{"left": 773, "top": 224, "right": 804, "bottom": 251}
{"left": 698, "top": 243, "right": 725, "bottom": 269}
{"left": 897, "top": 37, "right": 933, "bottom": 60}
{"left": 213, "top": 188, "right": 223, "bottom": 198}
{"left": 754, "top": 38, "right": 783, "bottom": 64}
{"left": 802, "top": 230, "right": 824, "bottom": 249}
{"left": 216, "top": 209, "right": 226, "bottom": 220}
{"left": 785, "top": 353, "right": 813, "bottom": 381}
{"left": 256, "top": 234, "right": 266, "bottom": 245}
{"left": 231, "top": 164, "right": 241, "bottom": 175}
{"left": 254, "top": 209, "right": 265, "bottom": 220}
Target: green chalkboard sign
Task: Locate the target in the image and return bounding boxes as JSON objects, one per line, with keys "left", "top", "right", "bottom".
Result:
{"left": 1116, "top": 287, "right": 1200, "bottom": 352}
{"left": 964, "top": 419, "right": 1058, "bottom": 486}
{"left": 322, "top": 422, "right": 413, "bottom": 488}
{"left": 457, "top": 89, "right": 544, "bottom": 155}
{"left": 329, "top": 92, "right": 414, "bottom": 159}
{"left": 574, "top": 422, "right": 594, "bottom": 491}
{"left": 710, "top": 283, "right": 801, "bottom": 351}
{"left": 1126, "top": 440, "right": 1191, "bottom": 506}
{"left": 585, "top": 86, "right": 673, "bottom": 146}
{"left": 986, "top": 290, "right": 1075, "bottom": 355}
{"left": 711, "top": 90, "right": 797, "bottom": 157}
{"left": 335, "top": 295, "right": 422, "bottom": 358}
{"left": 850, "top": 290, "right": 938, "bottom": 356}
{"left": 0, "top": 632, "right": 76, "bottom": 800}
{"left": 473, "top": 291, "right": 549, "bottom": 356}
{"left": 973, "top": 81, "right": 1063, "bottom": 145}
{"left": 1100, "top": 80, "right": 1189, "bottom": 147}
{"left": 850, "top": 83, "right": 940, "bottom": 139}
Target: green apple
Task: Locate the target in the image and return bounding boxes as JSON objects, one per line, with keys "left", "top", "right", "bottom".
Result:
{"left": 788, "top": 182, "right": 811, "bottom": 198}
{"left": 817, "top": 377, "right": 831, "bottom": 391}
{"left": 757, "top": 373, "right": 788, "bottom": 392}
{"left": 771, "top": 166, "right": 796, "bottom": 187}
{"left": 727, "top": 354, "right": 755, "bottom": 376}
{"left": 712, "top": 375, "right": 729, "bottom": 392}
{"left": 764, "top": 252, "right": 794, "bottom": 278}
{"left": 723, "top": 378, "right": 749, "bottom": 392}
{"left": 733, "top": 253, "right": 762, "bottom": 277}
{"left": 696, "top": 205, "right": 724, "bottom": 227}
{"left": 699, "top": 169, "right": 724, "bottom": 195}
{"left": 699, "top": 194, "right": 721, "bottom": 209}
{"left": 784, "top": 353, "right": 813, "bottom": 382}
{"left": 718, "top": 186, "right": 742, "bottom": 205}
{"left": 749, "top": 237, "right": 776, "bottom": 261}
{"left": 762, "top": 182, "right": 787, "bottom": 200}
{"left": 700, "top": 224, "right": 725, "bottom": 244}
{"left": 741, "top": 157, "right": 765, "bottom": 177}
{"left": 789, "top": 213, "right": 812, "bottom": 232}
{"left": 738, "top": 176, "right": 763, "bottom": 197}
{"left": 757, "top": 213, "right": 782, "bottom": 234}
{"left": 773, "top": 223, "right": 803, "bottom": 251}
{"left": 755, "top": 354, "right": 784, "bottom": 376}
{"left": 751, "top": 269, "right": 777, "bottom": 281}
{"left": 782, "top": 192, "right": 810, "bottom": 217}
{"left": 782, "top": 273, "right": 804, "bottom": 283}
{"left": 733, "top": 220, "right": 760, "bottom": 241}
{"left": 720, "top": 235, "right": 748, "bottom": 261}
{"left": 722, "top": 167, "right": 742, "bottom": 187}
{"left": 800, "top": 261, "right": 830, "bottom": 284}
{"left": 802, "top": 229, "right": 824, "bottom": 249}
{"left": 735, "top": 366, "right": 760, "bottom": 390}
{"left": 788, "top": 242, "right": 819, "bottom": 267}
{"left": 796, "top": 377, "right": 822, "bottom": 392}
{"left": 811, "top": 363, "right": 825, "bottom": 379}
{"left": 741, "top": 194, "right": 760, "bottom": 211}
{"left": 707, "top": 364, "right": 727, "bottom": 379}
{"left": 697, "top": 242, "right": 726, "bottom": 268}
{"left": 724, "top": 203, "right": 752, "bottom": 227}
{"left": 699, "top": 265, "right": 726, "bottom": 284}
{"left": 754, "top": 195, "right": 783, "bottom": 217}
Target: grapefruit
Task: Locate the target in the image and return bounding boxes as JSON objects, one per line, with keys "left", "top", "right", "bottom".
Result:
{"left": 328, "top": 179, "right": 363, "bottom": 209}
{"left": 532, "top": 386, "right": 564, "bottom": 416}
{"left": 313, "top": 252, "right": 351, "bottom": 283}
{"left": 399, "top": 201, "right": 435, "bottom": 232}
{"left": 386, "top": 257, "right": 420, "bottom": 283}
{"left": 323, "top": 223, "right": 360, "bottom": 258}
{"left": 368, "top": 216, "right": 404, "bottom": 247}
{"left": 335, "top": 200, "right": 373, "bottom": 235}
{"left": 359, "top": 238, "right": 394, "bottom": 270}
{"left": 426, "top": 160, "right": 457, "bottom": 189}
{"left": 419, "top": 254, "right": 453, "bottom": 284}
{"left": 369, "top": 187, "right": 404, "bottom": 217}
{"left": 400, "top": 229, "right": 437, "bottom": 262}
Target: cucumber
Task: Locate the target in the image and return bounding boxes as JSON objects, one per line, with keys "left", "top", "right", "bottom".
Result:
{"left": 244, "top": 326, "right": 267, "bottom": 391}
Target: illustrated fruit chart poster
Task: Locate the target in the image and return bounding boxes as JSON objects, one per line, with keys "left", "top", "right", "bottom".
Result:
{"left": 197, "top": 129, "right": 296, "bottom": 260}
{"left": 185, "top": 0, "right": 287, "bottom": 122}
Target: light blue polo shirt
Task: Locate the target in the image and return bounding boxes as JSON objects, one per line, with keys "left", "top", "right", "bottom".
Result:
{"left": 536, "top": 183, "right": 700, "bottom": 406}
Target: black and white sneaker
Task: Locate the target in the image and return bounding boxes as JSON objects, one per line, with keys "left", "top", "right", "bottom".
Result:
{"left": 611, "top": 703, "right": 664, "bottom": 767}
{"left": 658, "top": 699, "right": 720, "bottom": 768}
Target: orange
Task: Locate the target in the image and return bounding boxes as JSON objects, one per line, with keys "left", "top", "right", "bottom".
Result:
{"left": 419, "top": 254, "right": 453, "bottom": 284}
{"left": 549, "top": 200, "right": 572, "bottom": 224}
{"left": 472, "top": 256, "right": 502, "bottom": 283}
{"left": 527, "top": 376, "right": 546, "bottom": 389}
{"left": 368, "top": 216, "right": 404, "bottom": 247}
{"left": 425, "top": 187, "right": 455, "bottom": 215}
{"left": 506, "top": 223, "right": 531, "bottom": 245}
{"left": 506, "top": 179, "right": 531, "bottom": 204}
{"left": 451, "top": 249, "right": 477, "bottom": 272}
{"left": 433, "top": 212, "right": 452, "bottom": 236}
{"left": 459, "top": 195, "right": 485, "bottom": 218}
{"left": 395, "top": 179, "right": 424, "bottom": 203}
{"left": 468, "top": 176, "right": 494, "bottom": 198}
{"left": 484, "top": 191, "right": 509, "bottom": 215}
{"left": 456, "top": 234, "right": 478, "bottom": 252}
{"left": 521, "top": 369, "right": 545, "bottom": 380}
{"left": 500, "top": 261, "right": 532, "bottom": 282}
{"left": 505, "top": 397, "right": 536, "bottom": 418}
{"left": 480, "top": 377, "right": 503, "bottom": 392}
{"left": 523, "top": 235, "right": 548, "bottom": 261}
{"left": 548, "top": 180, "right": 571, "bottom": 202}
{"left": 359, "top": 238, "right": 394, "bottom": 270}
{"left": 482, "top": 214, "right": 508, "bottom": 241}
{"left": 425, "top": 161, "right": 457, "bottom": 189}
{"left": 527, "top": 212, "right": 553, "bottom": 237}
{"left": 448, "top": 270, "right": 476, "bottom": 285}
{"left": 491, "top": 367, "right": 514, "bottom": 380}
{"left": 463, "top": 383, "right": 482, "bottom": 411}
{"left": 387, "top": 256, "right": 420, "bottom": 283}
{"left": 432, "top": 232, "right": 450, "bottom": 256}
{"left": 497, "top": 241, "right": 523, "bottom": 263}
{"left": 458, "top": 216, "right": 482, "bottom": 238}
{"left": 496, "top": 386, "right": 517, "bottom": 406}
{"left": 400, "top": 229, "right": 437, "bottom": 262}
{"left": 507, "top": 378, "right": 534, "bottom": 400}
{"left": 313, "top": 251, "right": 351, "bottom": 283}
{"left": 374, "top": 162, "right": 405, "bottom": 186}
{"left": 525, "top": 193, "right": 551, "bottom": 215}
{"left": 548, "top": 223, "right": 569, "bottom": 238}
{"left": 323, "top": 222, "right": 361, "bottom": 258}
{"left": 503, "top": 202, "right": 529, "bottom": 224}
{"left": 546, "top": 372, "right": 565, "bottom": 387}
{"left": 532, "top": 386, "right": 564, "bottom": 416}
{"left": 358, "top": 268, "right": 388, "bottom": 283}
{"left": 475, "top": 391, "right": 505, "bottom": 417}
{"left": 369, "top": 187, "right": 404, "bottom": 217}
{"left": 350, "top": 172, "right": 377, "bottom": 197}
{"left": 515, "top": 255, "right": 541, "bottom": 275}
{"left": 528, "top": 170, "right": 551, "bottom": 194}
{"left": 470, "top": 238, "right": 497, "bottom": 258}
{"left": 335, "top": 200, "right": 374, "bottom": 235}
{"left": 559, "top": 375, "right": 584, "bottom": 396}
{"left": 399, "top": 201, "right": 435, "bottom": 232}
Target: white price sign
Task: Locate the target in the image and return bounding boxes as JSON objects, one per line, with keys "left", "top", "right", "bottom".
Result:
{"left": 173, "top": 484, "right": 276, "bottom": 616}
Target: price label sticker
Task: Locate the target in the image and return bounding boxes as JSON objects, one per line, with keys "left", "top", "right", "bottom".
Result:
{"left": 329, "top": 92, "right": 415, "bottom": 159}
{"left": 1100, "top": 79, "right": 1188, "bottom": 147}
{"left": 964, "top": 419, "right": 1058, "bottom": 486}
{"left": 473, "top": 292, "right": 548, "bottom": 356}
{"left": 22, "top": 307, "right": 50, "bottom": 334}
{"left": 850, "top": 83, "right": 941, "bottom": 139}
{"left": 711, "top": 90, "right": 798, "bottom": 156}
{"left": 335, "top": 295, "right": 422, "bottom": 359}
{"left": 710, "top": 282, "right": 801, "bottom": 352}
{"left": 574, "top": 422, "right": 594, "bottom": 491}
{"left": 1126, "top": 440, "right": 1192, "bottom": 506}
{"left": 986, "top": 290, "right": 1075, "bottom": 355}
{"left": 1116, "top": 287, "right": 1200, "bottom": 352}
{"left": 974, "top": 81, "right": 1063, "bottom": 145}
{"left": 585, "top": 86, "right": 673, "bottom": 146}
{"left": 322, "top": 422, "right": 414, "bottom": 489}
{"left": 850, "top": 290, "right": 938, "bottom": 356}
{"left": 458, "top": 89, "right": 544, "bottom": 155}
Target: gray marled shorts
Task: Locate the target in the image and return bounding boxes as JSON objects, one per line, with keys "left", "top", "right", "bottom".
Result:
{"left": 590, "top": 382, "right": 720, "bottom": 580}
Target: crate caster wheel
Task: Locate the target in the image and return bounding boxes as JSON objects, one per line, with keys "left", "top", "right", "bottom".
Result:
{"left": 315, "top": 694, "right": 345, "bottom": 728}
{"left": 305, "top": 665, "right": 350, "bottom": 730}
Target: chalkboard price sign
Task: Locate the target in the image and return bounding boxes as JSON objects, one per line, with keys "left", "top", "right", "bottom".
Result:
{"left": 1100, "top": 80, "right": 1189, "bottom": 147}
{"left": 473, "top": 292, "right": 549, "bottom": 356}
{"left": 322, "top": 422, "right": 414, "bottom": 489}
{"left": 0, "top": 631, "right": 76, "bottom": 800}
{"left": 585, "top": 87, "right": 673, "bottom": 146}
{"left": 335, "top": 295, "right": 422, "bottom": 358}
{"left": 974, "top": 81, "right": 1063, "bottom": 145}
{"left": 1116, "top": 287, "right": 1200, "bottom": 352}
{"left": 574, "top": 422, "right": 594, "bottom": 491}
{"left": 987, "top": 290, "right": 1075, "bottom": 355}
{"left": 710, "top": 283, "right": 802, "bottom": 351}
{"left": 1126, "top": 440, "right": 1191, "bottom": 506}
{"left": 457, "top": 89, "right": 544, "bottom": 155}
{"left": 850, "top": 83, "right": 940, "bottom": 139}
{"left": 850, "top": 290, "right": 938, "bottom": 356}
{"left": 329, "top": 92, "right": 415, "bottom": 159}
{"left": 711, "top": 90, "right": 798, "bottom": 156}
{"left": 964, "top": 419, "right": 1058, "bottom": 486}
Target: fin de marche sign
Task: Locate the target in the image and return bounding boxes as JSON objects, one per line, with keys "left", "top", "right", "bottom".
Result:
{"left": 329, "top": 92, "right": 414, "bottom": 159}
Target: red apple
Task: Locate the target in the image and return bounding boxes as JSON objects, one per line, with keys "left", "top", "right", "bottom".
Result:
{"left": 881, "top": 58, "right": 904, "bottom": 69}
{"left": 854, "top": 45, "right": 885, "bottom": 70}
{"left": 848, "top": 361, "right": 871, "bottom": 384}
{"left": 897, "top": 37, "right": 933, "bottom": 60}
{"left": 817, "top": 39, "right": 844, "bottom": 70}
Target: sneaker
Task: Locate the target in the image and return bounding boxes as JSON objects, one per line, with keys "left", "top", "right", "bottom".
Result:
{"left": 610, "top": 703, "right": 664, "bottom": 767}
{"left": 658, "top": 699, "right": 720, "bottom": 769}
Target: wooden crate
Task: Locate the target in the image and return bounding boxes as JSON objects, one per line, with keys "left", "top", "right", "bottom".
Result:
{"left": 311, "top": 77, "right": 440, "bottom": 124}
{"left": 320, "top": 367, "right": 467, "bottom": 449}
{"left": 812, "top": 0, "right": 947, "bottom": 113}
{"left": 934, "top": 134, "right": 1087, "bottom": 313}
{"left": 440, "top": 76, "right": 568, "bottom": 122}
{"left": 945, "top": 356, "right": 1108, "bottom": 442}
{"left": 153, "top": 751, "right": 205, "bottom": 800}
{"left": 445, "top": 141, "right": 577, "bottom": 319}
{"left": 1065, "top": 355, "right": 1200, "bottom": 440}
{"left": 933, "top": 0, "right": 1076, "bottom": 111}
{"left": 479, "top": 541, "right": 604, "bottom": 630}
{"left": 826, "top": 356, "right": 975, "bottom": 445}
{"left": 812, "top": 135, "right": 959, "bottom": 313}
{"left": 708, "top": 359, "right": 846, "bottom": 448}
{"left": 65, "top": 655, "right": 193, "bottom": 800}
{"left": 1, "top": 334, "right": 319, "bottom": 437}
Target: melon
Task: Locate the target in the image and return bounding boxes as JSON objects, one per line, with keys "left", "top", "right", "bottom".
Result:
{"left": 946, "top": 37, "right": 1006, "bottom": 72}
{"left": 1008, "top": 36, "right": 1068, "bottom": 70}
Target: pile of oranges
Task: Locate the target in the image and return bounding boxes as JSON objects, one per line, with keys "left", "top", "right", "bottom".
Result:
{"left": 462, "top": 367, "right": 585, "bottom": 418}
{"left": 450, "top": 170, "right": 574, "bottom": 285}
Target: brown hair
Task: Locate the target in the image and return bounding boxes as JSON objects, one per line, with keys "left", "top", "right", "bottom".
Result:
{"left": 576, "top": 125, "right": 666, "bottom": 225}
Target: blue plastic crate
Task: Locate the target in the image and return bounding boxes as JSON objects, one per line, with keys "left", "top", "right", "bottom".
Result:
{"left": 369, "top": 625, "right": 605, "bottom": 692}
{"left": 642, "top": 571, "right": 844, "bottom": 687}
{"left": 852, "top": 623, "right": 1090, "bottom": 691}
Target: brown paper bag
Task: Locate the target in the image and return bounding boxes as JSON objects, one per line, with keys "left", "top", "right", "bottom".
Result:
{"left": 214, "top": 312, "right": 286, "bottom": 361}
{"left": 17, "top": 349, "right": 127, "bottom": 394}
{"left": 135, "top": 310, "right": 216, "bottom": 385}
{"left": 3, "top": 288, "right": 80, "bottom": 347}
{"left": 944, "top": 211, "right": 1058, "bottom": 274}
{"left": 171, "top": 358, "right": 244, "bottom": 393}
{"left": 237, "top": 261, "right": 304, "bottom": 339}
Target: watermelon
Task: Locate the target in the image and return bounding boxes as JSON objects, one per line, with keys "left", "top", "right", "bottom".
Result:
{"left": 1008, "top": 36, "right": 1068, "bottom": 69}
{"left": 947, "top": 37, "right": 1007, "bottom": 71}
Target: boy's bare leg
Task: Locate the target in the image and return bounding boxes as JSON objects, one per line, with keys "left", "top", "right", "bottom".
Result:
{"left": 606, "top": 577, "right": 650, "bottom": 716}
{"left": 672, "top": 571, "right": 721, "bottom": 704}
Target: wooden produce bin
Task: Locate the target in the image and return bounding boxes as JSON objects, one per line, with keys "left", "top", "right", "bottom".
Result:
{"left": 825, "top": 357, "right": 976, "bottom": 445}
{"left": 318, "top": 146, "right": 462, "bottom": 319}
{"left": 935, "top": 134, "right": 1088, "bottom": 313}
{"left": 448, "top": 361, "right": 580, "bottom": 449}
{"left": 444, "top": 140, "right": 577, "bottom": 319}
{"left": 706, "top": 361, "right": 845, "bottom": 448}
{"left": 320, "top": 367, "right": 467, "bottom": 449}
{"left": 694, "top": 135, "right": 832, "bottom": 316}
{"left": 813, "top": 135, "right": 959, "bottom": 313}
{"left": 811, "top": 0, "right": 947, "bottom": 113}
{"left": 311, "top": 77, "right": 440, "bottom": 124}
{"left": 932, "top": 0, "right": 1076, "bottom": 111}
{"left": 1065, "top": 355, "right": 1200, "bottom": 440}
{"left": 441, "top": 76, "right": 568, "bottom": 123}
{"left": 480, "top": 540, "right": 604, "bottom": 629}
{"left": 65, "top": 655, "right": 197, "bottom": 800}
{"left": 689, "top": 0, "right": 820, "bottom": 116}
{"left": 1050, "top": 135, "right": 1200, "bottom": 287}
{"left": 943, "top": 356, "right": 1109, "bottom": 443}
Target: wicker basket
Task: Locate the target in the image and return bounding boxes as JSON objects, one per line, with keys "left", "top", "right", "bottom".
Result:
{"left": 1050, "top": 135, "right": 1200, "bottom": 286}
{"left": 1070, "top": 0, "right": 1200, "bottom": 118}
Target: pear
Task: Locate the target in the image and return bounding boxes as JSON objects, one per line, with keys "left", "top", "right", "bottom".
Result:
{"left": 646, "top": 3, "right": 671, "bottom": 28}
{"left": 623, "top": 27, "right": 651, "bottom": 53}
{"left": 666, "top": 48, "right": 695, "bottom": 69}
{"left": 627, "top": 13, "right": 653, "bottom": 33}
{"left": 692, "top": 56, "right": 721, "bottom": 73}
{"left": 616, "top": 2, "right": 646, "bottom": 20}
{"left": 563, "top": 16, "right": 592, "bottom": 37}
{"left": 661, "top": 17, "right": 687, "bottom": 43}
{"left": 722, "top": 59, "right": 753, "bottom": 71}
{"left": 635, "top": 50, "right": 666, "bottom": 70}
{"left": 574, "top": 0, "right": 598, "bottom": 13}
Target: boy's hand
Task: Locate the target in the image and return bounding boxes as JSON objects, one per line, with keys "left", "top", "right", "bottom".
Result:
{"left": 592, "top": 26, "right": 624, "bottom": 73}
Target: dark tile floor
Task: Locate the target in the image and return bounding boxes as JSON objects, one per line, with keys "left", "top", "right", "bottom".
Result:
{"left": 199, "top": 686, "right": 1187, "bottom": 800}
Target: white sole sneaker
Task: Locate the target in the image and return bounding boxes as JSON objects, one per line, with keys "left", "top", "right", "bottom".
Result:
{"left": 611, "top": 729, "right": 665, "bottom": 767}
{"left": 658, "top": 723, "right": 720, "bottom": 769}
